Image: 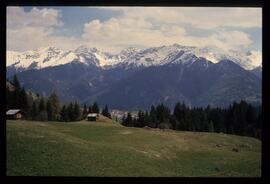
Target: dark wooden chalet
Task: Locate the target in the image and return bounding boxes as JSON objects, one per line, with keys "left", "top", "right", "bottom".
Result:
{"left": 87, "top": 113, "right": 99, "bottom": 121}
{"left": 6, "top": 109, "right": 25, "bottom": 120}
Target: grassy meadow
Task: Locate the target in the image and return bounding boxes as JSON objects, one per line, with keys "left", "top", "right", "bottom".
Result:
{"left": 6, "top": 116, "right": 261, "bottom": 176}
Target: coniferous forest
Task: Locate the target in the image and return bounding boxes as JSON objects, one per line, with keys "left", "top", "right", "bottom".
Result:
{"left": 6, "top": 75, "right": 112, "bottom": 122}
{"left": 122, "top": 102, "right": 261, "bottom": 139}
{"left": 7, "top": 75, "right": 261, "bottom": 139}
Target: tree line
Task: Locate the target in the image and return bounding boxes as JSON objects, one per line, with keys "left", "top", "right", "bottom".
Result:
{"left": 121, "top": 102, "right": 261, "bottom": 139}
{"left": 7, "top": 75, "right": 261, "bottom": 139}
{"left": 6, "top": 75, "right": 112, "bottom": 121}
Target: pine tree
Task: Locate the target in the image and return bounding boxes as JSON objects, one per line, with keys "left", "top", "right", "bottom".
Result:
{"left": 48, "top": 92, "right": 60, "bottom": 121}
{"left": 122, "top": 113, "right": 133, "bottom": 127}
{"left": 102, "top": 105, "right": 111, "bottom": 119}
{"left": 30, "top": 101, "right": 38, "bottom": 120}
{"left": 126, "top": 112, "right": 133, "bottom": 127}
{"left": 144, "top": 111, "right": 150, "bottom": 126}
{"left": 46, "top": 100, "right": 53, "bottom": 121}
{"left": 238, "top": 100, "right": 248, "bottom": 135}
{"left": 38, "top": 98, "right": 45, "bottom": 112}
{"left": 20, "top": 88, "right": 29, "bottom": 111}
{"left": 11, "top": 75, "right": 22, "bottom": 109}
{"left": 175, "top": 102, "right": 189, "bottom": 130}
{"left": 73, "top": 102, "right": 81, "bottom": 121}
{"left": 39, "top": 111, "right": 48, "bottom": 121}
{"left": 137, "top": 110, "right": 145, "bottom": 127}
{"left": 83, "top": 104, "right": 88, "bottom": 118}
{"left": 209, "top": 120, "right": 215, "bottom": 132}
{"left": 230, "top": 102, "right": 238, "bottom": 134}
{"left": 12, "top": 75, "right": 21, "bottom": 91}
{"left": 26, "top": 92, "right": 34, "bottom": 112}
{"left": 37, "top": 97, "right": 47, "bottom": 121}
{"left": 121, "top": 115, "right": 127, "bottom": 126}
{"left": 136, "top": 110, "right": 142, "bottom": 127}
{"left": 201, "top": 111, "right": 209, "bottom": 132}
{"left": 256, "top": 106, "right": 262, "bottom": 139}
{"left": 149, "top": 105, "right": 157, "bottom": 128}
{"left": 92, "top": 102, "right": 99, "bottom": 113}
{"left": 246, "top": 104, "right": 256, "bottom": 125}
{"left": 60, "top": 105, "right": 68, "bottom": 122}
{"left": 155, "top": 104, "right": 170, "bottom": 124}
{"left": 173, "top": 102, "right": 181, "bottom": 119}
{"left": 88, "top": 105, "right": 92, "bottom": 113}
{"left": 67, "top": 103, "right": 74, "bottom": 121}
{"left": 169, "top": 116, "right": 177, "bottom": 130}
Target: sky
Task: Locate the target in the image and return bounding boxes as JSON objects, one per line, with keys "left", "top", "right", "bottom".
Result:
{"left": 7, "top": 6, "right": 262, "bottom": 54}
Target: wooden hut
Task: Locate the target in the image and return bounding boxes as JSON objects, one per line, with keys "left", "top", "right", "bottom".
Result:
{"left": 87, "top": 113, "right": 99, "bottom": 121}
{"left": 6, "top": 109, "right": 25, "bottom": 120}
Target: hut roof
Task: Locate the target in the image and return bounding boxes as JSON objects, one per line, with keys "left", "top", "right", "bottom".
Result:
{"left": 6, "top": 109, "right": 22, "bottom": 115}
{"left": 87, "top": 113, "right": 98, "bottom": 117}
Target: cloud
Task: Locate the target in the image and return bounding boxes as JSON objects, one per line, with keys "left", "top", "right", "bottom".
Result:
{"left": 99, "top": 7, "right": 262, "bottom": 29}
{"left": 7, "top": 26, "right": 81, "bottom": 51}
{"left": 7, "top": 7, "right": 62, "bottom": 29}
{"left": 82, "top": 11, "right": 254, "bottom": 53}
{"left": 184, "top": 7, "right": 262, "bottom": 29}
{"left": 82, "top": 16, "right": 187, "bottom": 52}
{"left": 7, "top": 7, "right": 261, "bottom": 53}
{"left": 7, "top": 7, "right": 80, "bottom": 51}
{"left": 209, "top": 31, "right": 253, "bottom": 49}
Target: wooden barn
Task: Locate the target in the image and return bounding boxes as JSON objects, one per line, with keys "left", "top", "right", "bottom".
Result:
{"left": 87, "top": 113, "right": 99, "bottom": 121}
{"left": 6, "top": 109, "right": 25, "bottom": 120}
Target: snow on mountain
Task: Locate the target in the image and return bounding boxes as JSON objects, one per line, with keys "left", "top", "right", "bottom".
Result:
{"left": 245, "top": 50, "right": 262, "bottom": 68}
{"left": 118, "top": 44, "right": 204, "bottom": 67}
{"left": 161, "top": 44, "right": 261, "bottom": 70}
{"left": 119, "top": 47, "right": 140, "bottom": 59}
{"left": 111, "top": 44, "right": 261, "bottom": 69}
{"left": 6, "top": 51, "right": 21, "bottom": 66}
{"left": 6, "top": 46, "right": 77, "bottom": 69}
{"left": 6, "top": 44, "right": 262, "bottom": 71}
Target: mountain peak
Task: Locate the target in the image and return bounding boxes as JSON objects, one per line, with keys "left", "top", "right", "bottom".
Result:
{"left": 75, "top": 45, "right": 99, "bottom": 53}
{"left": 119, "top": 47, "right": 139, "bottom": 57}
{"left": 122, "top": 47, "right": 139, "bottom": 52}
{"left": 36, "top": 46, "right": 60, "bottom": 52}
{"left": 6, "top": 44, "right": 262, "bottom": 71}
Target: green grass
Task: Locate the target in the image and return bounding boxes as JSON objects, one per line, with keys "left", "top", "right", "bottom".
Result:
{"left": 6, "top": 117, "right": 261, "bottom": 176}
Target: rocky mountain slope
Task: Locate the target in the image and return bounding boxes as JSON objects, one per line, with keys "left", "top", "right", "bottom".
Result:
{"left": 6, "top": 44, "right": 262, "bottom": 110}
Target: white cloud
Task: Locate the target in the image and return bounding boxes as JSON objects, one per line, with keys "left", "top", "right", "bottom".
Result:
{"left": 7, "top": 7, "right": 62, "bottom": 29}
{"left": 188, "top": 7, "right": 262, "bottom": 29}
{"left": 209, "top": 31, "right": 253, "bottom": 49}
{"left": 7, "top": 25, "right": 81, "bottom": 51}
{"left": 7, "top": 7, "right": 261, "bottom": 53}
{"left": 82, "top": 16, "right": 187, "bottom": 52}
{"left": 82, "top": 12, "right": 254, "bottom": 53}
{"left": 7, "top": 7, "right": 80, "bottom": 51}
{"left": 99, "top": 7, "right": 262, "bottom": 29}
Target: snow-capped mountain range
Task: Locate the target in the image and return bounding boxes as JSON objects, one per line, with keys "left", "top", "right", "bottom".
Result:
{"left": 7, "top": 44, "right": 262, "bottom": 71}
{"left": 6, "top": 43, "right": 262, "bottom": 110}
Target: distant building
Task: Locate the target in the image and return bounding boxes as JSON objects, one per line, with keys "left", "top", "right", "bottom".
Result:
{"left": 87, "top": 113, "right": 99, "bottom": 121}
{"left": 111, "top": 109, "right": 138, "bottom": 120}
{"left": 6, "top": 109, "right": 25, "bottom": 120}
{"left": 111, "top": 109, "right": 126, "bottom": 120}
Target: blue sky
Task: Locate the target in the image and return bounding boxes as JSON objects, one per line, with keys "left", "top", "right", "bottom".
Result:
{"left": 7, "top": 6, "right": 262, "bottom": 53}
